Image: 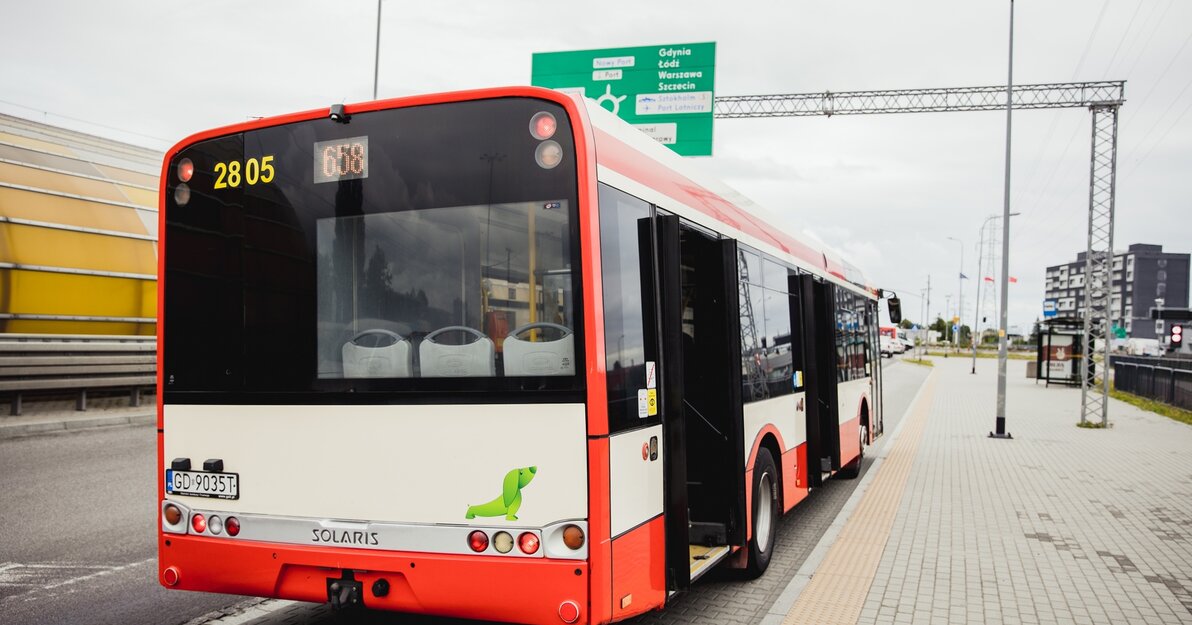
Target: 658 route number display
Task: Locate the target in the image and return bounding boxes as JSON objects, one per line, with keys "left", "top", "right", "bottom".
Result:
{"left": 313, "top": 136, "right": 369, "bottom": 184}
{"left": 166, "top": 469, "right": 239, "bottom": 500}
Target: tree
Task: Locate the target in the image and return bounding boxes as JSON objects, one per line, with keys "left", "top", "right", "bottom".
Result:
{"left": 899, "top": 318, "right": 914, "bottom": 330}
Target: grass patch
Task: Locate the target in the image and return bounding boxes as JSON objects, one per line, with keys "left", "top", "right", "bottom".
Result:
{"left": 1110, "top": 388, "right": 1192, "bottom": 427}
{"left": 903, "top": 358, "right": 934, "bottom": 367}
{"left": 1076, "top": 420, "right": 1109, "bottom": 429}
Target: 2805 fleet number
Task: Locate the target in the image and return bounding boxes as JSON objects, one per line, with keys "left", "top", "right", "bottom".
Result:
{"left": 213, "top": 155, "right": 275, "bottom": 189}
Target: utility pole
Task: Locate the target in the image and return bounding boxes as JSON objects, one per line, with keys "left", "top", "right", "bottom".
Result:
{"left": 924, "top": 275, "right": 931, "bottom": 359}
{"left": 948, "top": 236, "right": 964, "bottom": 352}
{"left": 971, "top": 230, "right": 985, "bottom": 373}
{"left": 945, "top": 295, "right": 953, "bottom": 343}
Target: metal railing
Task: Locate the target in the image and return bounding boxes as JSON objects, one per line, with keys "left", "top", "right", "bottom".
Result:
{"left": 0, "top": 334, "right": 156, "bottom": 415}
{"left": 1112, "top": 355, "right": 1192, "bottom": 411}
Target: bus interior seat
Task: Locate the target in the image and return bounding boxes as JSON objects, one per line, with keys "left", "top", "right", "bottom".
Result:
{"left": 502, "top": 323, "right": 575, "bottom": 376}
{"left": 419, "top": 326, "right": 496, "bottom": 377}
{"left": 342, "top": 330, "right": 411, "bottom": 378}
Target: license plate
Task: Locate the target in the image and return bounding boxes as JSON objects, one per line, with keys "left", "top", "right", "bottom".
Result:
{"left": 166, "top": 469, "right": 239, "bottom": 500}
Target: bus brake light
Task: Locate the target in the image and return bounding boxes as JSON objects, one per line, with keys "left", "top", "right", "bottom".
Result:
{"left": 191, "top": 513, "right": 206, "bottom": 533}
{"left": 530, "top": 112, "right": 557, "bottom": 140}
{"left": 518, "top": 532, "right": 540, "bottom": 554}
{"left": 177, "top": 158, "right": 194, "bottom": 182}
{"left": 225, "top": 516, "right": 240, "bottom": 537}
{"left": 467, "top": 530, "right": 489, "bottom": 552}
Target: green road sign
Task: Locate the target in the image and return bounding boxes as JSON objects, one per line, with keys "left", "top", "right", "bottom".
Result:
{"left": 531, "top": 42, "right": 716, "bottom": 156}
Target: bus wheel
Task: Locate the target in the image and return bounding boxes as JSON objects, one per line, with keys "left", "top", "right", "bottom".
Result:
{"left": 839, "top": 424, "right": 866, "bottom": 479}
{"left": 744, "top": 447, "right": 779, "bottom": 579}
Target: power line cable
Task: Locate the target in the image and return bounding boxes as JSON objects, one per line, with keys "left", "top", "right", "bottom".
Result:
{"left": 1124, "top": 70, "right": 1192, "bottom": 169}
{"left": 1121, "top": 26, "right": 1192, "bottom": 129}
{"left": 1103, "top": 0, "right": 1146, "bottom": 78}
{"left": 1121, "top": 0, "right": 1177, "bottom": 80}
{"left": 1125, "top": 92, "right": 1192, "bottom": 177}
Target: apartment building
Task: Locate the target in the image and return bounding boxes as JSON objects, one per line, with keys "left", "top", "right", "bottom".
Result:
{"left": 1043, "top": 244, "right": 1190, "bottom": 339}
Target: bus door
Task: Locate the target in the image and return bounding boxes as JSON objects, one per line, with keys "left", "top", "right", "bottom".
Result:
{"left": 644, "top": 215, "right": 745, "bottom": 592}
{"left": 868, "top": 301, "right": 884, "bottom": 437}
{"left": 799, "top": 276, "right": 840, "bottom": 486}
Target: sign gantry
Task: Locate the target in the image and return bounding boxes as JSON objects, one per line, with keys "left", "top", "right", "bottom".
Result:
{"left": 712, "top": 81, "right": 1126, "bottom": 426}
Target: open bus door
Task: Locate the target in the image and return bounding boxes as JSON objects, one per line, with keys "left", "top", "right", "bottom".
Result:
{"left": 799, "top": 276, "right": 840, "bottom": 486}
{"left": 641, "top": 215, "right": 745, "bottom": 593}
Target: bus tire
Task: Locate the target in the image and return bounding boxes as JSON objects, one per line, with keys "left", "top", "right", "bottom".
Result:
{"left": 744, "top": 447, "right": 779, "bottom": 579}
{"left": 839, "top": 423, "right": 866, "bottom": 479}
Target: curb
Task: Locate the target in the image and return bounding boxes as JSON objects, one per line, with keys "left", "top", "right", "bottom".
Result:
{"left": 0, "top": 413, "right": 155, "bottom": 439}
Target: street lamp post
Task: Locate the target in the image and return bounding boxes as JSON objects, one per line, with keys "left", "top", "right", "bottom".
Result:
{"left": 992, "top": 0, "right": 1015, "bottom": 440}
{"left": 372, "top": 0, "right": 383, "bottom": 100}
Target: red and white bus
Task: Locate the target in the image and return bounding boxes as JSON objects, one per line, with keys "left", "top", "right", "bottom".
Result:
{"left": 157, "top": 87, "right": 885, "bottom": 625}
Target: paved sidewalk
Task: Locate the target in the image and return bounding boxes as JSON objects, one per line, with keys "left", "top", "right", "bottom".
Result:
{"left": 785, "top": 356, "right": 1192, "bottom": 625}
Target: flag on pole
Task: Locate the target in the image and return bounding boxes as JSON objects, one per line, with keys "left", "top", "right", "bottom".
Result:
{"left": 1009, "top": 276, "right": 1018, "bottom": 283}
{"left": 960, "top": 272, "right": 969, "bottom": 280}
{"left": 984, "top": 276, "right": 995, "bottom": 283}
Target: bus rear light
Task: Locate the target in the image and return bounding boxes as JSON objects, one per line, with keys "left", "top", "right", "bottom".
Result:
{"left": 467, "top": 530, "right": 489, "bottom": 552}
{"left": 535, "top": 141, "right": 563, "bottom": 169}
{"left": 208, "top": 515, "right": 223, "bottom": 535}
{"left": 225, "top": 516, "right": 240, "bottom": 537}
{"left": 163, "top": 503, "right": 183, "bottom": 526}
{"left": 562, "top": 524, "right": 585, "bottom": 550}
{"left": 191, "top": 513, "right": 206, "bottom": 534}
{"left": 163, "top": 566, "right": 180, "bottom": 586}
{"left": 493, "top": 531, "right": 514, "bottom": 554}
{"left": 530, "top": 112, "right": 557, "bottom": 140}
{"left": 558, "top": 600, "right": 580, "bottom": 623}
{"left": 174, "top": 183, "right": 191, "bottom": 206}
{"left": 518, "top": 532, "right": 540, "bottom": 555}
{"left": 177, "top": 158, "right": 194, "bottom": 182}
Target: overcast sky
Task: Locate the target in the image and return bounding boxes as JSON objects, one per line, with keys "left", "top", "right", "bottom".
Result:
{"left": 2, "top": 0, "right": 1189, "bottom": 332}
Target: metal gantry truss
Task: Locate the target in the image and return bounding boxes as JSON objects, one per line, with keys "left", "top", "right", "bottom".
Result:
{"left": 714, "top": 81, "right": 1125, "bottom": 425}
{"left": 1080, "top": 106, "right": 1120, "bottom": 427}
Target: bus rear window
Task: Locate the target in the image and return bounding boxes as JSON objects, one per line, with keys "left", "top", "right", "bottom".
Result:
{"left": 163, "top": 97, "right": 581, "bottom": 399}
{"left": 316, "top": 201, "right": 575, "bottom": 380}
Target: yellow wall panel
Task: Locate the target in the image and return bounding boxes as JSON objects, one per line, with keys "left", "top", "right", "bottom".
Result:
{"left": 2, "top": 318, "right": 155, "bottom": 336}
{"left": 2, "top": 269, "right": 155, "bottom": 318}
{"left": 0, "top": 131, "right": 78, "bottom": 158}
{"left": 0, "top": 187, "right": 150, "bottom": 234}
{"left": 0, "top": 161, "right": 132, "bottom": 204}
{"left": 116, "top": 185, "right": 158, "bottom": 208}
{"left": 140, "top": 280, "right": 158, "bottom": 319}
{"left": 0, "top": 223, "right": 157, "bottom": 274}
{"left": 94, "top": 164, "right": 158, "bottom": 189}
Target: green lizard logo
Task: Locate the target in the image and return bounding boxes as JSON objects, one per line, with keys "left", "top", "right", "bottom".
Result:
{"left": 465, "top": 466, "right": 537, "bottom": 521}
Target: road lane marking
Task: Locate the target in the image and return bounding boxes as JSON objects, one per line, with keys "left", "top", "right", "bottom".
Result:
{"left": 0, "top": 558, "right": 155, "bottom": 603}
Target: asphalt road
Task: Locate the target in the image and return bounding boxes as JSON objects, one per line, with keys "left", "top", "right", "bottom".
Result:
{"left": 0, "top": 424, "right": 245, "bottom": 625}
{"left": 0, "top": 358, "right": 929, "bottom": 625}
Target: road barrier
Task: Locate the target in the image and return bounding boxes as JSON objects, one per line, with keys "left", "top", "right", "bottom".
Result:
{"left": 0, "top": 334, "right": 155, "bottom": 415}
{"left": 1112, "top": 355, "right": 1192, "bottom": 411}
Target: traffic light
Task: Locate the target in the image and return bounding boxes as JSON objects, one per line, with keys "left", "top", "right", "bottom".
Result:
{"left": 1172, "top": 324, "right": 1183, "bottom": 346}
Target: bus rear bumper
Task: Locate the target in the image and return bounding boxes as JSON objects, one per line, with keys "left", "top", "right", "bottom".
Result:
{"left": 159, "top": 534, "right": 590, "bottom": 625}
